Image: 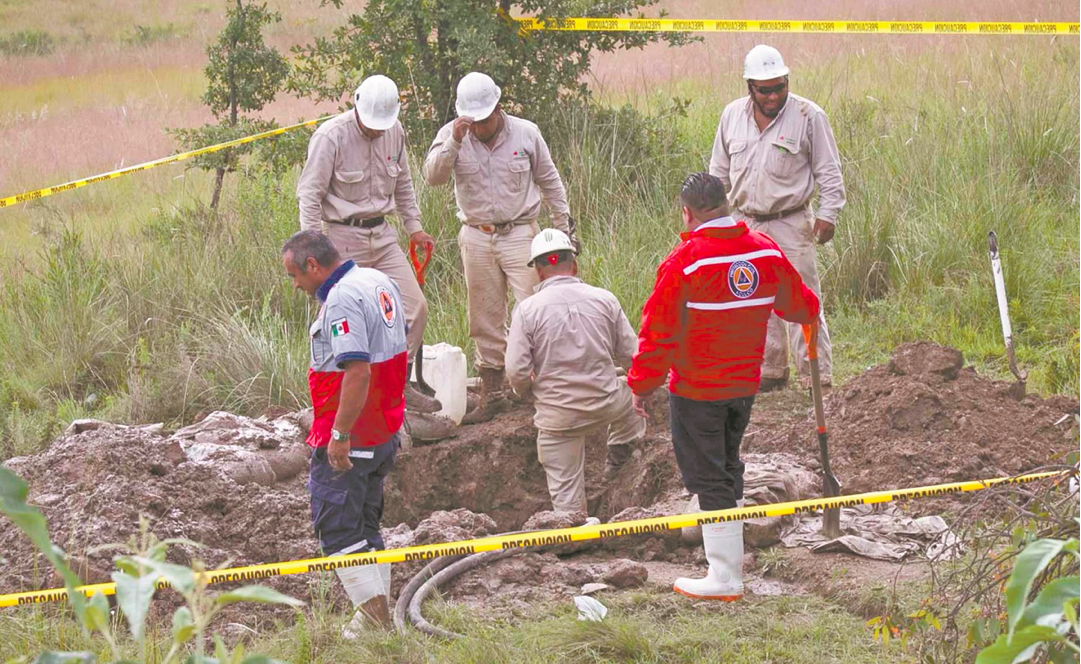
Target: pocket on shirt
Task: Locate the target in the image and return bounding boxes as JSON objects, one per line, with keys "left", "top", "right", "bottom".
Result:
{"left": 454, "top": 160, "right": 480, "bottom": 177}
{"left": 767, "top": 138, "right": 802, "bottom": 181}
{"left": 728, "top": 140, "right": 750, "bottom": 174}
{"left": 507, "top": 156, "right": 530, "bottom": 192}
{"left": 331, "top": 169, "right": 368, "bottom": 201}
{"left": 380, "top": 162, "right": 401, "bottom": 197}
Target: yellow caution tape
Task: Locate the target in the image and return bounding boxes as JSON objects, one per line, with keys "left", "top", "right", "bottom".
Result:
{"left": 0, "top": 117, "right": 331, "bottom": 210}
{"left": 0, "top": 470, "right": 1071, "bottom": 608}
{"left": 517, "top": 18, "right": 1080, "bottom": 35}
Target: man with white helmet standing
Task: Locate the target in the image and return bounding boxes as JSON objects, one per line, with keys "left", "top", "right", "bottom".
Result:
{"left": 298, "top": 74, "right": 450, "bottom": 439}
{"left": 505, "top": 229, "right": 645, "bottom": 514}
{"left": 709, "top": 45, "right": 845, "bottom": 392}
{"left": 423, "top": 72, "right": 574, "bottom": 424}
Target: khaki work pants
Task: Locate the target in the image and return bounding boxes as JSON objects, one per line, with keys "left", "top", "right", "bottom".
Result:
{"left": 322, "top": 221, "right": 427, "bottom": 356}
{"left": 458, "top": 222, "right": 540, "bottom": 370}
{"left": 535, "top": 389, "right": 646, "bottom": 514}
{"left": 741, "top": 209, "right": 832, "bottom": 383}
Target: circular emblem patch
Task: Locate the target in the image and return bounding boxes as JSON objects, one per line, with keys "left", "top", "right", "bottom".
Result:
{"left": 376, "top": 286, "right": 397, "bottom": 328}
{"left": 727, "top": 261, "right": 759, "bottom": 299}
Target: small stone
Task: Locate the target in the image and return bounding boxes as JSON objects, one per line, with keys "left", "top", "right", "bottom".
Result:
{"left": 601, "top": 559, "right": 648, "bottom": 588}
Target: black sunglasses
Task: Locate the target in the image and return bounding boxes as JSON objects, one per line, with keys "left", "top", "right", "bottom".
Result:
{"left": 750, "top": 79, "right": 788, "bottom": 96}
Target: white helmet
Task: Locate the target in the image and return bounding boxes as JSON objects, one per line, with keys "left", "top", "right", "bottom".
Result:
{"left": 455, "top": 72, "right": 502, "bottom": 121}
{"left": 354, "top": 75, "right": 400, "bottom": 131}
{"left": 743, "top": 45, "right": 789, "bottom": 81}
{"left": 527, "top": 228, "right": 577, "bottom": 267}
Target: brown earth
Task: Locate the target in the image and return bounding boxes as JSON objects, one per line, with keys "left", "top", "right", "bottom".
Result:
{"left": 1, "top": 342, "right": 1076, "bottom": 628}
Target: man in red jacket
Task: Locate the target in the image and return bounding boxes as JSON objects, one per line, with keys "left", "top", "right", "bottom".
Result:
{"left": 628, "top": 172, "right": 820, "bottom": 601}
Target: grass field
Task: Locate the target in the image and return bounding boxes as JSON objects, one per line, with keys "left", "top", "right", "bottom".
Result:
{"left": 0, "top": 0, "right": 1078, "bottom": 660}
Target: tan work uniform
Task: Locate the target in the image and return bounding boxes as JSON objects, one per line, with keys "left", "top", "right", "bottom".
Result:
{"left": 506, "top": 275, "right": 646, "bottom": 513}
{"left": 709, "top": 92, "right": 846, "bottom": 384}
{"left": 297, "top": 110, "right": 428, "bottom": 356}
{"left": 423, "top": 112, "right": 571, "bottom": 370}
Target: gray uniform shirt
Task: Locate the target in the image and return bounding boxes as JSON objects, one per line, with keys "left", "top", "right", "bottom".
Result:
{"left": 506, "top": 275, "right": 638, "bottom": 431}
{"left": 708, "top": 93, "right": 846, "bottom": 224}
{"left": 297, "top": 111, "right": 423, "bottom": 235}
{"left": 422, "top": 112, "right": 571, "bottom": 231}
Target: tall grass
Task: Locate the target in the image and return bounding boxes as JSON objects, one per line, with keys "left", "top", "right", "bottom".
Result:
{"left": 0, "top": 40, "right": 1077, "bottom": 459}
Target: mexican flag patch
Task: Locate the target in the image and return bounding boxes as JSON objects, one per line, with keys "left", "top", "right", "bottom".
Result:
{"left": 330, "top": 317, "right": 350, "bottom": 337}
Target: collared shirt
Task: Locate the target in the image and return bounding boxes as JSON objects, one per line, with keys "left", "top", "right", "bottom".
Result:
{"left": 297, "top": 111, "right": 423, "bottom": 235}
{"left": 708, "top": 93, "right": 846, "bottom": 224}
{"left": 422, "top": 112, "right": 570, "bottom": 231}
{"left": 307, "top": 260, "right": 408, "bottom": 448}
{"left": 506, "top": 275, "right": 638, "bottom": 430}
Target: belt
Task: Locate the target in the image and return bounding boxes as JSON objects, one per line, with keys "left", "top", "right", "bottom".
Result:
{"left": 741, "top": 206, "right": 808, "bottom": 223}
{"left": 472, "top": 221, "right": 522, "bottom": 234}
{"left": 330, "top": 215, "right": 385, "bottom": 229}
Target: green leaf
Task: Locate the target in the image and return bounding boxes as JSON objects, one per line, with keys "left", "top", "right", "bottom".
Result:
{"left": 1005, "top": 538, "right": 1068, "bottom": 638}
{"left": 0, "top": 467, "right": 87, "bottom": 623}
{"left": 215, "top": 585, "right": 304, "bottom": 608}
{"left": 32, "top": 653, "right": 97, "bottom": 663}
{"left": 214, "top": 635, "right": 229, "bottom": 661}
{"left": 976, "top": 624, "right": 1064, "bottom": 664}
{"left": 1020, "top": 576, "right": 1081, "bottom": 629}
{"left": 131, "top": 556, "right": 196, "bottom": 594}
{"left": 84, "top": 591, "right": 110, "bottom": 632}
{"left": 113, "top": 570, "right": 159, "bottom": 642}
{"left": 172, "top": 606, "right": 195, "bottom": 645}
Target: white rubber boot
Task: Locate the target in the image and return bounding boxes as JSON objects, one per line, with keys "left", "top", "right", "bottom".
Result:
{"left": 337, "top": 564, "right": 391, "bottom": 638}
{"left": 673, "top": 519, "right": 744, "bottom": 601}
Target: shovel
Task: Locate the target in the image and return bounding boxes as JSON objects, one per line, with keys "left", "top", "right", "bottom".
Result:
{"left": 801, "top": 321, "right": 842, "bottom": 539}
{"left": 409, "top": 239, "right": 437, "bottom": 397}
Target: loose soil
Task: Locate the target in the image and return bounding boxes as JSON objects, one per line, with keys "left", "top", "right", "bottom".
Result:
{"left": 1, "top": 342, "right": 1076, "bottom": 630}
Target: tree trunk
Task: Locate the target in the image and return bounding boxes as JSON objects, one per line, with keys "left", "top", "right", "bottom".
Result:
{"left": 210, "top": 166, "right": 225, "bottom": 209}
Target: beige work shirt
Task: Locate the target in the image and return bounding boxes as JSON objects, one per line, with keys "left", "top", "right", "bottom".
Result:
{"left": 708, "top": 93, "right": 846, "bottom": 224}
{"left": 506, "top": 275, "right": 638, "bottom": 431}
{"left": 297, "top": 110, "right": 423, "bottom": 235}
{"left": 422, "top": 112, "right": 571, "bottom": 232}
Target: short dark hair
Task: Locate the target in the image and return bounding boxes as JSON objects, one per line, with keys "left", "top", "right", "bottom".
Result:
{"left": 281, "top": 230, "right": 341, "bottom": 271}
{"left": 536, "top": 249, "right": 575, "bottom": 269}
{"left": 680, "top": 172, "right": 728, "bottom": 214}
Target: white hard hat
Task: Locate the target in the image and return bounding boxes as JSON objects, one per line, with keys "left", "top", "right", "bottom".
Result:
{"left": 527, "top": 228, "right": 577, "bottom": 267}
{"left": 455, "top": 72, "right": 502, "bottom": 121}
{"left": 354, "top": 75, "right": 400, "bottom": 131}
{"left": 743, "top": 45, "right": 790, "bottom": 81}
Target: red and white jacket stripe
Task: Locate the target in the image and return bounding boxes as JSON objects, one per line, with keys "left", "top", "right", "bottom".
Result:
{"left": 628, "top": 217, "right": 820, "bottom": 401}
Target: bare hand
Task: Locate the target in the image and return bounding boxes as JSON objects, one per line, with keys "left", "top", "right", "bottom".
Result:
{"left": 452, "top": 117, "right": 474, "bottom": 143}
{"left": 409, "top": 230, "right": 435, "bottom": 251}
{"left": 328, "top": 438, "right": 352, "bottom": 472}
{"left": 632, "top": 393, "right": 650, "bottom": 420}
{"left": 813, "top": 219, "right": 835, "bottom": 245}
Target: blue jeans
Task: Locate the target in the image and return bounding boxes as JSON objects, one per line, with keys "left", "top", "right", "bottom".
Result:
{"left": 308, "top": 434, "right": 398, "bottom": 555}
{"left": 669, "top": 393, "right": 755, "bottom": 511}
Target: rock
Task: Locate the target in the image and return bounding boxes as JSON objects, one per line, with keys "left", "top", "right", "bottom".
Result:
{"left": 601, "top": 559, "right": 648, "bottom": 588}
{"left": 412, "top": 509, "right": 497, "bottom": 545}
{"left": 522, "top": 510, "right": 588, "bottom": 531}
{"left": 65, "top": 419, "right": 114, "bottom": 435}
{"left": 744, "top": 517, "right": 785, "bottom": 548}
{"left": 888, "top": 343, "right": 963, "bottom": 381}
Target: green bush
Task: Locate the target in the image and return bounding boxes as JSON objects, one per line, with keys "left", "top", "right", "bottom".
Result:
{"left": 0, "top": 29, "right": 56, "bottom": 56}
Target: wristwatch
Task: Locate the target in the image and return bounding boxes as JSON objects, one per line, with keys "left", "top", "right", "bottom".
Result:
{"left": 330, "top": 429, "right": 349, "bottom": 444}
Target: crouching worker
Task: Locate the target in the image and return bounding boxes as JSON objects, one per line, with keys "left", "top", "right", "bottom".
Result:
{"left": 506, "top": 229, "right": 646, "bottom": 514}
{"left": 282, "top": 230, "right": 408, "bottom": 634}
{"left": 628, "top": 173, "right": 819, "bottom": 601}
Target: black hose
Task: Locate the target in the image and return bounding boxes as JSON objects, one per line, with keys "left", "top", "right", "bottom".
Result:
{"left": 407, "top": 548, "right": 521, "bottom": 640}
{"left": 392, "top": 554, "right": 466, "bottom": 633}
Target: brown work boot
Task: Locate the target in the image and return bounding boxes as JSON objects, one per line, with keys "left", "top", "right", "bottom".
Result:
{"left": 405, "top": 411, "right": 456, "bottom": 443}
{"left": 460, "top": 367, "right": 511, "bottom": 425}
{"left": 603, "top": 442, "right": 635, "bottom": 482}
{"left": 404, "top": 381, "right": 442, "bottom": 414}
{"left": 758, "top": 368, "right": 790, "bottom": 393}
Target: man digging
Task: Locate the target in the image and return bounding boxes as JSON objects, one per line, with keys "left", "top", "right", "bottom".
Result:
{"left": 282, "top": 230, "right": 406, "bottom": 635}
{"left": 505, "top": 229, "right": 645, "bottom": 515}
{"left": 629, "top": 173, "right": 820, "bottom": 601}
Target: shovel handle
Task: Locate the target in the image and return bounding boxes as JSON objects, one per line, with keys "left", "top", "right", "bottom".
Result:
{"left": 409, "top": 239, "right": 433, "bottom": 288}
{"left": 801, "top": 322, "right": 826, "bottom": 433}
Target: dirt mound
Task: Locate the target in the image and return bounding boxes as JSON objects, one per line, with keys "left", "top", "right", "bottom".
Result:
{"left": 755, "top": 343, "right": 1078, "bottom": 497}
{"left": 0, "top": 421, "right": 315, "bottom": 618}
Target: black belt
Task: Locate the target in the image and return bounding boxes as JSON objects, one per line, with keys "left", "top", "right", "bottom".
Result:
{"left": 742, "top": 206, "right": 808, "bottom": 223}
{"left": 331, "top": 215, "right": 385, "bottom": 229}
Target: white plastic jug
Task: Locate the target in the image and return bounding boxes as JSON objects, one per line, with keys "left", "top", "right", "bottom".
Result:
{"left": 412, "top": 343, "right": 468, "bottom": 424}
